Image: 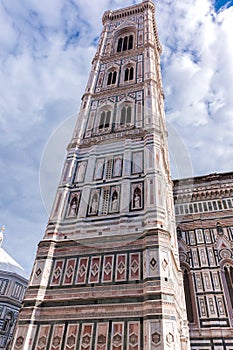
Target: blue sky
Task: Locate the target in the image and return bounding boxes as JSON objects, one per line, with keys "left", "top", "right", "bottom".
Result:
{"left": 215, "top": 0, "right": 233, "bottom": 10}
{"left": 0, "top": 0, "right": 233, "bottom": 274}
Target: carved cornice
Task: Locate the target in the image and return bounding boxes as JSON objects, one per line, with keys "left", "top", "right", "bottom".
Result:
{"left": 173, "top": 172, "right": 233, "bottom": 203}
{"left": 102, "top": 1, "right": 162, "bottom": 55}
{"left": 102, "top": 1, "right": 155, "bottom": 25}
{"left": 82, "top": 78, "right": 162, "bottom": 101}
{"left": 74, "top": 128, "right": 147, "bottom": 149}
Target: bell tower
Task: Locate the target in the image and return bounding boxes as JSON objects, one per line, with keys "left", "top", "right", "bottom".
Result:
{"left": 12, "top": 1, "right": 190, "bottom": 349}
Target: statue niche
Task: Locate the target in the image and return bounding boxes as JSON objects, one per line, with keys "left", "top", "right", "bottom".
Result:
{"left": 68, "top": 194, "right": 79, "bottom": 217}
{"left": 131, "top": 185, "right": 143, "bottom": 210}
{"left": 89, "top": 191, "right": 99, "bottom": 215}
{"left": 110, "top": 188, "right": 120, "bottom": 213}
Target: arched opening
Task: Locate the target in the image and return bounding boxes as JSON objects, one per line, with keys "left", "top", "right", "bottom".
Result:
{"left": 183, "top": 269, "right": 194, "bottom": 323}
{"left": 120, "top": 107, "right": 126, "bottom": 125}
{"left": 128, "top": 34, "right": 134, "bottom": 50}
{"left": 224, "top": 266, "right": 233, "bottom": 308}
{"left": 126, "top": 106, "right": 131, "bottom": 124}
{"left": 112, "top": 71, "right": 117, "bottom": 84}
{"left": 123, "top": 36, "right": 128, "bottom": 51}
{"left": 117, "top": 37, "right": 123, "bottom": 52}
{"left": 129, "top": 67, "right": 134, "bottom": 80}
{"left": 124, "top": 68, "right": 129, "bottom": 81}
{"left": 116, "top": 34, "right": 134, "bottom": 53}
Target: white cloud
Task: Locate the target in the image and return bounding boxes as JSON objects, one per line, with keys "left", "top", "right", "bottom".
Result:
{"left": 156, "top": 0, "right": 233, "bottom": 175}
{"left": 0, "top": 0, "right": 233, "bottom": 272}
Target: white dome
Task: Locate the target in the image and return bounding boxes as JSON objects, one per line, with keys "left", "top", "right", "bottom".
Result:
{"left": 0, "top": 247, "right": 28, "bottom": 280}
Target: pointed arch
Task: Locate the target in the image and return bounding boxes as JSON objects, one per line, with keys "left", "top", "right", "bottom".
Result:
{"left": 116, "top": 101, "right": 134, "bottom": 130}
{"left": 180, "top": 265, "right": 197, "bottom": 325}
{"left": 114, "top": 24, "right": 136, "bottom": 53}
{"left": 133, "top": 187, "right": 142, "bottom": 209}
{"left": 183, "top": 269, "right": 194, "bottom": 323}
{"left": 68, "top": 193, "right": 80, "bottom": 217}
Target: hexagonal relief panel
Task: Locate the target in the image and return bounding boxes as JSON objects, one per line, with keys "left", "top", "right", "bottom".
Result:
{"left": 151, "top": 331, "right": 161, "bottom": 345}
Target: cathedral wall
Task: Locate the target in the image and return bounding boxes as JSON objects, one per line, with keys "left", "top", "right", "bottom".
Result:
{"left": 174, "top": 172, "right": 233, "bottom": 349}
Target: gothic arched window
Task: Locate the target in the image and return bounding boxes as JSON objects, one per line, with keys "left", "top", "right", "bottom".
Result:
{"left": 124, "top": 67, "right": 134, "bottom": 82}
{"left": 120, "top": 106, "right": 132, "bottom": 125}
{"left": 183, "top": 269, "right": 194, "bottom": 323}
{"left": 99, "top": 110, "right": 111, "bottom": 129}
{"left": 117, "top": 37, "right": 123, "bottom": 52}
{"left": 123, "top": 36, "right": 128, "bottom": 51}
{"left": 224, "top": 265, "right": 233, "bottom": 308}
{"left": 107, "top": 71, "right": 117, "bottom": 85}
{"left": 116, "top": 35, "right": 134, "bottom": 53}
{"left": 128, "top": 35, "right": 133, "bottom": 50}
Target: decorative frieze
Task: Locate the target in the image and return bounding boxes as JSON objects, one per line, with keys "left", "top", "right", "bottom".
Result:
{"left": 49, "top": 251, "right": 142, "bottom": 287}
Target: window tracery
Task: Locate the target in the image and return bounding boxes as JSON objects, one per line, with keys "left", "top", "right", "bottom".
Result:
{"left": 94, "top": 107, "right": 113, "bottom": 135}
{"left": 117, "top": 34, "right": 134, "bottom": 52}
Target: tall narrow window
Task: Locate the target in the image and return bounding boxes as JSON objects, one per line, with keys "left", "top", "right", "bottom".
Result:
{"left": 126, "top": 106, "right": 131, "bottom": 124}
{"left": 107, "top": 72, "right": 112, "bottom": 86}
{"left": 112, "top": 71, "right": 117, "bottom": 84}
{"left": 123, "top": 36, "right": 128, "bottom": 51}
{"left": 128, "top": 35, "right": 133, "bottom": 50}
{"left": 120, "top": 107, "right": 126, "bottom": 125}
{"left": 224, "top": 266, "right": 233, "bottom": 308}
{"left": 129, "top": 67, "right": 134, "bottom": 80}
{"left": 183, "top": 269, "right": 194, "bottom": 323}
{"left": 99, "top": 111, "right": 106, "bottom": 129}
{"left": 124, "top": 68, "right": 129, "bottom": 82}
{"left": 116, "top": 35, "right": 134, "bottom": 53}
{"left": 120, "top": 106, "right": 132, "bottom": 125}
{"left": 105, "top": 111, "right": 111, "bottom": 128}
{"left": 117, "top": 37, "right": 122, "bottom": 52}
